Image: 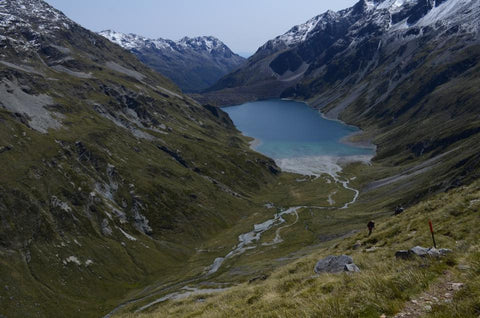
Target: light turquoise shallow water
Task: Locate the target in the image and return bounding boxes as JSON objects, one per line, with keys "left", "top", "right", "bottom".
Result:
{"left": 223, "top": 99, "right": 373, "bottom": 160}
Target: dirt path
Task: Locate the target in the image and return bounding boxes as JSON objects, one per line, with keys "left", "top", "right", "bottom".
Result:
{"left": 393, "top": 271, "right": 464, "bottom": 318}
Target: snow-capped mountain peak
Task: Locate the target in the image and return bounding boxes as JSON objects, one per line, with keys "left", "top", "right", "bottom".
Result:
{"left": 265, "top": 10, "right": 341, "bottom": 49}
{"left": 99, "top": 31, "right": 229, "bottom": 54}
{"left": 0, "top": 0, "right": 76, "bottom": 49}
{"left": 258, "top": 0, "right": 478, "bottom": 53}
{"left": 99, "top": 30, "right": 174, "bottom": 51}
{"left": 0, "top": 0, "right": 73, "bottom": 27}
{"left": 178, "top": 36, "right": 226, "bottom": 53}
{"left": 99, "top": 30, "right": 245, "bottom": 92}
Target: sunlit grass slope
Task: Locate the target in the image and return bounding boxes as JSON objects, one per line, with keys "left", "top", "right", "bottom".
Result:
{"left": 120, "top": 180, "right": 480, "bottom": 318}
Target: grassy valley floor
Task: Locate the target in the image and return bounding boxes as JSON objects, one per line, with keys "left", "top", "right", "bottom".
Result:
{"left": 116, "top": 176, "right": 480, "bottom": 318}
{"left": 101, "top": 155, "right": 420, "bottom": 316}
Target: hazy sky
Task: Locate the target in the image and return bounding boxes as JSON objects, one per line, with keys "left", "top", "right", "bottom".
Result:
{"left": 45, "top": 0, "right": 358, "bottom": 55}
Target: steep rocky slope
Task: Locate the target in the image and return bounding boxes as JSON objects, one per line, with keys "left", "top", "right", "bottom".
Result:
{"left": 100, "top": 30, "right": 245, "bottom": 93}
{"left": 202, "top": 0, "right": 480, "bottom": 197}
{"left": 205, "top": 0, "right": 480, "bottom": 102}
{"left": 0, "top": 1, "right": 277, "bottom": 317}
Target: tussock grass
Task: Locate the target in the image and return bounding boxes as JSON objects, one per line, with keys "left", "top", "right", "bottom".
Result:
{"left": 119, "top": 181, "right": 480, "bottom": 318}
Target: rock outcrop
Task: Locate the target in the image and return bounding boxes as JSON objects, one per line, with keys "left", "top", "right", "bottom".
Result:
{"left": 314, "top": 255, "right": 360, "bottom": 273}
{"left": 396, "top": 246, "right": 453, "bottom": 259}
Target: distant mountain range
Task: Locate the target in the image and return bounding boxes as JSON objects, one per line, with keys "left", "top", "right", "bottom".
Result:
{"left": 202, "top": 0, "right": 480, "bottom": 190}
{"left": 99, "top": 30, "right": 245, "bottom": 92}
{"left": 203, "top": 0, "right": 480, "bottom": 104}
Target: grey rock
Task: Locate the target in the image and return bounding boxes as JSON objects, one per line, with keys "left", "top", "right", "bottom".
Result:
{"left": 314, "top": 255, "right": 359, "bottom": 274}
{"left": 101, "top": 219, "right": 113, "bottom": 236}
{"left": 409, "top": 246, "right": 452, "bottom": 258}
{"left": 0, "top": 145, "right": 12, "bottom": 153}
{"left": 51, "top": 65, "right": 93, "bottom": 79}
{"left": 427, "top": 248, "right": 442, "bottom": 257}
{"left": 105, "top": 61, "right": 145, "bottom": 81}
{"left": 439, "top": 248, "right": 453, "bottom": 256}
{"left": 451, "top": 283, "right": 464, "bottom": 291}
{"left": 411, "top": 246, "right": 430, "bottom": 257}
{"left": 344, "top": 263, "right": 361, "bottom": 272}
{"left": 0, "top": 79, "right": 63, "bottom": 133}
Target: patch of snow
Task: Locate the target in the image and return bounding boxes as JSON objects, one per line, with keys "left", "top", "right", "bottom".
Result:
{"left": 99, "top": 31, "right": 228, "bottom": 55}
{"left": 99, "top": 30, "right": 175, "bottom": 51}
{"left": 260, "top": 10, "right": 340, "bottom": 50}
{"left": 416, "top": 0, "right": 479, "bottom": 30}
{"left": 0, "top": 0, "right": 77, "bottom": 49}
{"left": 377, "top": 0, "right": 418, "bottom": 13}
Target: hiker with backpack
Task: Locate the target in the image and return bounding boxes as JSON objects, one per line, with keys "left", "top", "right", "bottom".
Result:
{"left": 367, "top": 221, "right": 375, "bottom": 236}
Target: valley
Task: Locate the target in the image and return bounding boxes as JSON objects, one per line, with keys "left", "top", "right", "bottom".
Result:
{"left": 0, "top": 0, "right": 479, "bottom": 317}
{"left": 104, "top": 168, "right": 373, "bottom": 316}
{"left": 103, "top": 99, "right": 386, "bottom": 316}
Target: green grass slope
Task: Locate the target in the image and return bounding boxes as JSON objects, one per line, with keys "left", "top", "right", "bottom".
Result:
{"left": 0, "top": 1, "right": 279, "bottom": 316}
{"left": 120, "top": 180, "right": 480, "bottom": 318}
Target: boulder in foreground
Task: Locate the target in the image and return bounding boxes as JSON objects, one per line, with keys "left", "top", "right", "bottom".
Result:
{"left": 314, "top": 255, "right": 360, "bottom": 274}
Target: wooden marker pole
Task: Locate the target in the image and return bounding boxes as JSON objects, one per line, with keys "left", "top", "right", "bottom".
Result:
{"left": 429, "top": 220, "right": 437, "bottom": 249}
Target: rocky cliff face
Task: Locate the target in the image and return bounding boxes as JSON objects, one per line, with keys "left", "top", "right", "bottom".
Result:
{"left": 203, "top": 0, "right": 480, "bottom": 190}
{"left": 100, "top": 30, "right": 245, "bottom": 93}
{"left": 0, "top": 1, "right": 277, "bottom": 316}
{"left": 207, "top": 0, "right": 480, "bottom": 100}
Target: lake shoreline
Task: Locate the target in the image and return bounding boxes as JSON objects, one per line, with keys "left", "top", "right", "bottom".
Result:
{"left": 224, "top": 99, "right": 376, "bottom": 175}
{"left": 281, "top": 97, "right": 378, "bottom": 156}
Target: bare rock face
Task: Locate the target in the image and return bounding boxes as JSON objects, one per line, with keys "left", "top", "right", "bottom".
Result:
{"left": 314, "top": 255, "right": 360, "bottom": 273}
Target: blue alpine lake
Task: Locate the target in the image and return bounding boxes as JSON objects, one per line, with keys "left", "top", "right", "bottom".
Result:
{"left": 223, "top": 99, "right": 373, "bottom": 160}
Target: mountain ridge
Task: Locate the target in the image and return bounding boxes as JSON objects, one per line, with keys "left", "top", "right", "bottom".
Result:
{"left": 204, "top": 0, "right": 480, "bottom": 100}
{"left": 0, "top": 0, "right": 278, "bottom": 316}
{"left": 99, "top": 30, "right": 245, "bottom": 93}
